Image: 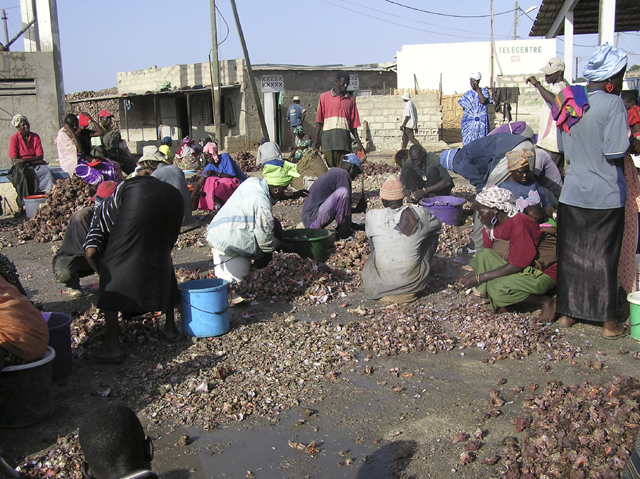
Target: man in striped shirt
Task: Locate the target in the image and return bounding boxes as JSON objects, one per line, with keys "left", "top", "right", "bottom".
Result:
{"left": 313, "top": 71, "right": 363, "bottom": 168}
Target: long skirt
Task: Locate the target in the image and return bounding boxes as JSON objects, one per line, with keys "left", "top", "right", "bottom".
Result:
{"left": 470, "top": 248, "right": 556, "bottom": 311}
{"left": 556, "top": 203, "right": 624, "bottom": 322}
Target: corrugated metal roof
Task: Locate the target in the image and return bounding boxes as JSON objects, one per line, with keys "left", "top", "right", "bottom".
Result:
{"left": 252, "top": 63, "right": 396, "bottom": 72}
{"left": 530, "top": 0, "right": 640, "bottom": 37}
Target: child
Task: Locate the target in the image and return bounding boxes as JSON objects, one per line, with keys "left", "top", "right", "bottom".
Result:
{"left": 524, "top": 204, "right": 557, "bottom": 235}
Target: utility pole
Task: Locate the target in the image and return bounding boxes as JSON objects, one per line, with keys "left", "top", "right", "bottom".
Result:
{"left": 229, "top": 0, "right": 269, "bottom": 139}
{"left": 209, "top": 0, "right": 222, "bottom": 145}
{"left": 513, "top": 1, "right": 518, "bottom": 40}
{"left": 575, "top": 57, "right": 580, "bottom": 81}
{"left": 2, "top": 10, "right": 8, "bottom": 48}
{"left": 490, "top": 0, "right": 494, "bottom": 88}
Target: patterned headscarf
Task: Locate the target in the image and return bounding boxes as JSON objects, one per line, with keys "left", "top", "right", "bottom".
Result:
{"left": 475, "top": 185, "right": 518, "bottom": 241}
{"left": 293, "top": 126, "right": 304, "bottom": 137}
{"left": 476, "top": 185, "right": 518, "bottom": 218}
{"left": 583, "top": 43, "right": 628, "bottom": 82}
{"left": 11, "top": 114, "right": 27, "bottom": 128}
{"left": 506, "top": 150, "right": 534, "bottom": 171}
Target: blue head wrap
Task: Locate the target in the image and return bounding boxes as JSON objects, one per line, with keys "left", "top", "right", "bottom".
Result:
{"left": 161, "top": 136, "right": 172, "bottom": 145}
{"left": 582, "top": 43, "right": 628, "bottom": 82}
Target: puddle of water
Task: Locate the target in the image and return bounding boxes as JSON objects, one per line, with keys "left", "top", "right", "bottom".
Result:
{"left": 154, "top": 414, "right": 411, "bottom": 479}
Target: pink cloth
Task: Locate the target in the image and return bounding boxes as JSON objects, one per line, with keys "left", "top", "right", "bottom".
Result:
{"left": 198, "top": 177, "right": 241, "bottom": 210}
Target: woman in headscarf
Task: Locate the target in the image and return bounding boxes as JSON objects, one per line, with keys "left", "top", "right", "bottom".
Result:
{"left": 8, "top": 114, "right": 55, "bottom": 216}
{"left": 56, "top": 114, "right": 123, "bottom": 186}
{"left": 173, "top": 136, "right": 198, "bottom": 170}
{"left": 500, "top": 149, "right": 554, "bottom": 216}
{"left": 458, "top": 72, "right": 492, "bottom": 146}
{"left": 158, "top": 136, "right": 174, "bottom": 163}
{"left": 291, "top": 126, "right": 313, "bottom": 162}
{"left": 461, "top": 185, "right": 557, "bottom": 322}
{"left": 553, "top": 44, "right": 631, "bottom": 338}
{"left": 193, "top": 142, "right": 247, "bottom": 210}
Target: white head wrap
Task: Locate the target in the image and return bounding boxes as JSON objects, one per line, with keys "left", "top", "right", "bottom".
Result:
{"left": 582, "top": 43, "right": 628, "bottom": 83}
{"left": 475, "top": 185, "right": 518, "bottom": 240}
{"left": 470, "top": 72, "right": 482, "bottom": 81}
{"left": 11, "top": 114, "right": 27, "bottom": 128}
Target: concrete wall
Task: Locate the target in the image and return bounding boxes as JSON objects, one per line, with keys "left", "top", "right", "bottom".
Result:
{"left": 397, "top": 39, "right": 558, "bottom": 95}
{"left": 0, "top": 52, "right": 63, "bottom": 167}
{"left": 117, "top": 60, "right": 396, "bottom": 153}
{"left": 355, "top": 93, "right": 447, "bottom": 153}
{"left": 492, "top": 73, "right": 548, "bottom": 137}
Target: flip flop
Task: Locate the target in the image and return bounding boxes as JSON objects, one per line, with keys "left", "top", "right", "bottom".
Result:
{"left": 602, "top": 324, "right": 630, "bottom": 340}
{"left": 85, "top": 350, "right": 126, "bottom": 364}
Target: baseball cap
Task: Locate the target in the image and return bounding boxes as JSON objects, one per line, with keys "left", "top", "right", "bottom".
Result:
{"left": 98, "top": 110, "right": 113, "bottom": 118}
{"left": 540, "top": 57, "right": 565, "bottom": 75}
{"left": 342, "top": 153, "right": 363, "bottom": 174}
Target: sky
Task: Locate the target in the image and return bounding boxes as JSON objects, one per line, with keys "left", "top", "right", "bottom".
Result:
{"left": 1, "top": 0, "right": 639, "bottom": 93}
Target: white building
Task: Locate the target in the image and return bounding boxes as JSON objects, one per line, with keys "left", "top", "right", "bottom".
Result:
{"left": 397, "top": 39, "right": 559, "bottom": 94}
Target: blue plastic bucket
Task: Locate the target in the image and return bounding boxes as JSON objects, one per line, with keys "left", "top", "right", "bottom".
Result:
{"left": 178, "top": 278, "right": 230, "bottom": 337}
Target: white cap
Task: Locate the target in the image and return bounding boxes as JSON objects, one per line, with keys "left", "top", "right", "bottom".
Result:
{"left": 401, "top": 92, "right": 411, "bottom": 101}
{"left": 540, "top": 57, "right": 565, "bottom": 75}
{"left": 292, "top": 96, "right": 300, "bottom": 101}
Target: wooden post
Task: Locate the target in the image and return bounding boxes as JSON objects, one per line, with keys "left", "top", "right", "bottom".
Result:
{"left": 229, "top": 0, "right": 269, "bottom": 139}
{"left": 209, "top": 0, "right": 222, "bottom": 144}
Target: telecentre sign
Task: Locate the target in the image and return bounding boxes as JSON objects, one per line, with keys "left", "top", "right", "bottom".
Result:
{"left": 498, "top": 45, "right": 544, "bottom": 54}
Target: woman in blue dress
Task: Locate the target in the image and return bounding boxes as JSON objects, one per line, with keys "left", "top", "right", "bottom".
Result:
{"left": 459, "top": 72, "right": 492, "bottom": 146}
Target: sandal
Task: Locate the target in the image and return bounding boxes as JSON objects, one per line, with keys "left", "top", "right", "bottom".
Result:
{"left": 602, "top": 324, "right": 630, "bottom": 340}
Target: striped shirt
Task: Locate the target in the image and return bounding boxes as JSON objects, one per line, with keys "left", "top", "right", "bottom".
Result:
{"left": 83, "top": 183, "right": 125, "bottom": 254}
{"left": 316, "top": 89, "right": 360, "bottom": 152}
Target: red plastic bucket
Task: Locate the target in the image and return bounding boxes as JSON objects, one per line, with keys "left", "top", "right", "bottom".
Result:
{"left": 420, "top": 196, "right": 467, "bottom": 226}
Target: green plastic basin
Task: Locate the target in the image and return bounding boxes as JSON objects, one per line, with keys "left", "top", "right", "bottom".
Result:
{"left": 281, "top": 229, "right": 334, "bottom": 262}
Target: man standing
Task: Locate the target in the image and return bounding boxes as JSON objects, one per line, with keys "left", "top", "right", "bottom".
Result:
{"left": 286, "top": 96, "right": 307, "bottom": 146}
{"left": 526, "top": 57, "right": 568, "bottom": 169}
{"left": 401, "top": 144, "right": 453, "bottom": 203}
{"left": 459, "top": 72, "right": 492, "bottom": 146}
{"left": 400, "top": 92, "right": 419, "bottom": 149}
{"left": 314, "top": 71, "right": 363, "bottom": 167}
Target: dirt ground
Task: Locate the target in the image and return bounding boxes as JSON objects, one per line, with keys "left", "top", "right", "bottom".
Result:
{"left": 1, "top": 156, "right": 639, "bottom": 479}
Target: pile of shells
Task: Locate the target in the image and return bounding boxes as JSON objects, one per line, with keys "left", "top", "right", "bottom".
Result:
{"left": 361, "top": 162, "right": 399, "bottom": 177}
{"left": 326, "top": 231, "right": 370, "bottom": 278}
{"left": 13, "top": 178, "right": 96, "bottom": 243}
{"left": 234, "top": 252, "right": 354, "bottom": 304}
{"left": 16, "top": 432, "right": 83, "bottom": 479}
{"left": 176, "top": 230, "right": 206, "bottom": 249}
{"left": 502, "top": 375, "right": 640, "bottom": 477}
{"left": 437, "top": 224, "right": 472, "bottom": 256}
{"left": 235, "top": 151, "right": 260, "bottom": 173}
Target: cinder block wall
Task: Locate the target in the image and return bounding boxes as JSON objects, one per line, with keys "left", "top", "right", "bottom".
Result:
{"left": 356, "top": 93, "right": 447, "bottom": 153}
{"left": 492, "top": 74, "right": 546, "bottom": 134}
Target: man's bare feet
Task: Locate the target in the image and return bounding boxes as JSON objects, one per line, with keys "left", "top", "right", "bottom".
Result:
{"left": 556, "top": 315, "right": 576, "bottom": 328}
{"left": 538, "top": 298, "right": 556, "bottom": 324}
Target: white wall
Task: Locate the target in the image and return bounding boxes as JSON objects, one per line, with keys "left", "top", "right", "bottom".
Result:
{"left": 397, "top": 39, "right": 558, "bottom": 94}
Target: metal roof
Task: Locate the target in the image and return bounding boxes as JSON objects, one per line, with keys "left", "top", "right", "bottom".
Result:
{"left": 252, "top": 63, "right": 396, "bottom": 72}
{"left": 68, "top": 85, "right": 240, "bottom": 103}
{"left": 530, "top": 0, "right": 640, "bottom": 37}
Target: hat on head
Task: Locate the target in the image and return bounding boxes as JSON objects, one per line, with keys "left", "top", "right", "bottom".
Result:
{"left": 342, "top": 154, "right": 363, "bottom": 174}
{"left": 380, "top": 175, "right": 405, "bottom": 201}
{"left": 260, "top": 137, "right": 269, "bottom": 145}
{"left": 78, "top": 114, "right": 90, "bottom": 128}
{"left": 92, "top": 181, "right": 118, "bottom": 202}
{"left": 293, "top": 96, "right": 300, "bottom": 101}
{"left": 506, "top": 150, "right": 534, "bottom": 171}
{"left": 98, "top": 110, "right": 112, "bottom": 118}
{"left": 401, "top": 92, "right": 411, "bottom": 101}
{"left": 11, "top": 114, "right": 27, "bottom": 128}
{"left": 540, "top": 57, "right": 565, "bottom": 75}
{"left": 470, "top": 72, "right": 482, "bottom": 81}
{"left": 138, "top": 145, "right": 167, "bottom": 165}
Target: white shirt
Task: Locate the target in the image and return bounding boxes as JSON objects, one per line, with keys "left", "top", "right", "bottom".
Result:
{"left": 537, "top": 80, "right": 566, "bottom": 153}
{"left": 403, "top": 100, "right": 418, "bottom": 130}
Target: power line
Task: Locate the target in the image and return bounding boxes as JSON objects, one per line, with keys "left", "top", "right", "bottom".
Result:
{"left": 318, "top": 0, "right": 490, "bottom": 40}
{"left": 384, "top": 0, "right": 516, "bottom": 19}
{"left": 215, "top": 4, "right": 229, "bottom": 46}
{"left": 336, "top": 0, "right": 491, "bottom": 37}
